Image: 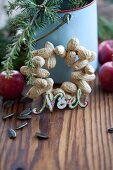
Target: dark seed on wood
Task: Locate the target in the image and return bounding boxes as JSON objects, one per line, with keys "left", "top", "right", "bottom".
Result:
{"left": 20, "top": 108, "right": 32, "bottom": 117}
{"left": 0, "top": 96, "right": 3, "bottom": 110}
{"left": 3, "top": 100, "right": 15, "bottom": 108}
{"left": 107, "top": 128, "right": 113, "bottom": 133}
{"left": 2, "top": 113, "right": 14, "bottom": 120}
{"left": 8, "top": 128, "right": 16, "bottom": 139}
{"left": 15, "top": 122, "right": 28, "bottom": 130}
{"left": 20, "top": 96, "right": 33, "bottom": 103}
{"left": 17, "top": 115, "right": 32, "bottom": 120}
{"left": 36, "top": 132, "right": 49, "bottom": 140}
{"left": 16, "top": 168, "right": 24, "bottom": 170}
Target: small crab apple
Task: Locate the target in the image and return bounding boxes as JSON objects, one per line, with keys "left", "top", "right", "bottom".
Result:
{"left": 99, "top": 62, "right": 113, "bottom": 92}
{"left": 99, "top": 40, "right": 113, "bottom": 65}
{"left": 0, "top": 70, "right": 25, "bottom": 100}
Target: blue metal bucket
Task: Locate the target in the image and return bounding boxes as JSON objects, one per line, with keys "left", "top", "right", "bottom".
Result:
{"left": 35, "top": 0, "right": 98, "bottom": 84}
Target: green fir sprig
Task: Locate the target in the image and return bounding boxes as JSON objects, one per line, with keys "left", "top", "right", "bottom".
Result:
{"left": 69, "top": 0, "right": 87, "bottom": 9}
{"left": 2, "top": 0, "right": 63, "bottom": 80}
{"left": 2, "top": 0, "right": 87, "bottom": 82}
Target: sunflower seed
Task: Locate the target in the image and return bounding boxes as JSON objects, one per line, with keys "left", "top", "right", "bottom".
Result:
{"left": 20, "top": 108, "right": 32, "bottom": 117}
{"left": 3, "top": 100, "right": 15, "bottom": 108}
{"left": 36, "top": 132, "right": 49, "bottom": 140}
{"left": 8, "top": 128, "right": 16, "bottom": 139}
{"left": 20, "top": 96, "right": 32, "bottom": 103}
{"left": 15, "top": 122, "right": 28, "bottom": 130}
{"left": 17, "top": 115, "right": 32, "bottom": 120}
{"left": 107, "top": 128, "right": 113, "bottom": 133}
{"left": 2, "top": 113, "right": 14, "bottom": 120}
{"left": 0, "top": 96, "right": 3, "bottom": 110}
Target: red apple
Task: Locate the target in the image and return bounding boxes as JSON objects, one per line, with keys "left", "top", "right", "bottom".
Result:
{"left": 99, "top": 62, "right": 113, "bottom": 92}
{"left": 99, "top": 40, "right": 113, "bottom": 65}
{"left": 0, "top": 70, "right": 25, "bottom": 99}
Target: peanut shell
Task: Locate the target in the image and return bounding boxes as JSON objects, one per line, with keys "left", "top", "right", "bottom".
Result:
{"left": 88, "top": 51, "right": 96, "bottom": 62}
{"left": 37, "top": 68, "right": 50, "bottom": 78}
{"left": 45, "top": 56, "right": 56, "bottom": 69}
{"left": 77, "top": 46, "right": 91, "bottom": 59}
{"left": 73, "top": 59, "right": 88, "bottom": 71}
{"left": 34, "top": 78, "right": 47, "bottom": 88}
{"left": 32, "top": 48, "right": 55, "bottom": 59}
{"left": 45, "top": 41, "right": 54, "bottom": 49}
{"left": 53, "top": 88, "right": 65, "bottom": 96}
{"left": 32, "top": 56, "right": 45, "bottom": 67}
{"left": 20, "top": 66, "right": 36, "bottom": 76}
{"left": 66, "top": 51, "right": 76, "bottom": 66}
{"left": 71, "top": 71, "right": 95, "bottom": 81}
{"left": 61, "top": 82, "right": 77, "bottom": 95}
{"left": 67, "top": 38, "right": 80, "bottom": 51}
{"left": 72, "top": 80, "right": 92, "bottom": 94}
{"left": 46, "top": 78, "right": 54, "bottom": 91}
{"left": 27, "top": 86, "right": 45, "bottom": 99}
{"left": 84, "top": 64, "right": 95, "bottom": 74}
{"left": 54, "top": 45, "right": 66, "bottom": 58}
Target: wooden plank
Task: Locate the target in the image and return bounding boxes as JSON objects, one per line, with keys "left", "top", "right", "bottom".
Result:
{"left": 0, "top": 75, "right": 113, "bottom": 170}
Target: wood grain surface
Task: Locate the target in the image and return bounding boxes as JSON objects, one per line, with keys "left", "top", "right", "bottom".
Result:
{"left": 0, "top": 75, "right": 113, "bottom": 170}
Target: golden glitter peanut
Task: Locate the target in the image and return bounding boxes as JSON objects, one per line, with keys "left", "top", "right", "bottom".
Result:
{"left": 67, "top": 38, "right": 80, "bottom": 51}
{"left": 20, "top": 66, "right": 36, "bottom": 76}
{"left": 84, "top": 64, "right": 95, "bottom": 74}
{"left": 27, "top": 86, "right": 45, "bottom": 99}
{"left": 32, "top": 48, "right": 55, "bottom": 59}
{"left": 72, "top": 80, "right": 92, "bottom": 94}
{"left": 45, "top": 41, "right": 54, "bottom": 49}
{"left": 73, "top": 59, "right": 88, "bottom": 71}
{"left": 32, "top": 56, "right": 45, "bottom": 68}
{"left": 66, "top": 51, "right": 76, "bottom": 66}
{"left": 46, "top": 78, "right": 54, "bottom": 91}
{"left": 37, "top": 68, "right": 50, "bottom": 78}
{"left": 45, "top": 56, "right": 56, "bottom": 69}
{"left": 53, "top": 88, "right": 65, "bottom": 96}
{"left": 34, "top": 78, "right": 47, "bottom": 88}
{"left": 61, "top": 82, "right": 77, "bottom": 95}
{"left": 54, "top": 45, "right": 66, "bottom": 58}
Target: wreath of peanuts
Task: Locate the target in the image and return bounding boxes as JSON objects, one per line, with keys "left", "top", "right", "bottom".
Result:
{"left": 20, "top": 38, "right": 96, "bottom": 113}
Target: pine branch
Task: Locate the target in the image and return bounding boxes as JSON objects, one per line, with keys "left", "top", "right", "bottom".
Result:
{"left": 7, "top": 0, "right": 37, "bottom": 15}
{"left": 68, "top": 0, "right": 87, "bottom": 9}
{"left": 2, "top": 0, "right": 63, "bottom": 82}
{"left": 2, "top": 0, "right": 87, "bottom": 82}
{"left": 2, "top": 0, "right": 47, "bottom": 77}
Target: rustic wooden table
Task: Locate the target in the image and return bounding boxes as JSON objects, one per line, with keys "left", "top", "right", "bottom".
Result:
{"left": 1, "top": 1, "right": 113, "bottom": 170}
{"left": 0, "top": 75, "right": 113, "bottom": 170}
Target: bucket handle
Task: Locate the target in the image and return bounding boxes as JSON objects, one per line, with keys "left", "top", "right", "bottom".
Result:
{"left": 33, "top": 13, "right": 71, "bottom": 43}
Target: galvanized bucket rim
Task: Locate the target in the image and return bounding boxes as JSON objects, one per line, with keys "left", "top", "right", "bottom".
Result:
{"left": 58, "top": 0, "right": 96, "bottom": 13}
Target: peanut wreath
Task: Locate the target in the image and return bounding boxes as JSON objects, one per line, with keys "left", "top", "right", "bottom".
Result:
{"left": 20, "top": 38, "right": 96, "bottom": 113}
